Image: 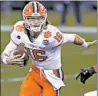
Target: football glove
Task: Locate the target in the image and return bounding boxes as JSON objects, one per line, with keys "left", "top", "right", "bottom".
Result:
{"left": 76, "top": 67, "right": 96, "bottom": 84}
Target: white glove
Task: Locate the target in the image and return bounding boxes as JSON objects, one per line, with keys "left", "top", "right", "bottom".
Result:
{"left": 7, "top": 52, "right": 25, "bottom": 67}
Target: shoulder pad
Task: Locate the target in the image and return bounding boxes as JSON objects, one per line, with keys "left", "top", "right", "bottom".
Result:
{"left": 10, "top": 21, "right": 25, "bottom": 45}
{"left": 47, "top": 24, "right": 62, "bottom": 37}
{"left": 13, "top": 21, "right": 25, "bottom": 32}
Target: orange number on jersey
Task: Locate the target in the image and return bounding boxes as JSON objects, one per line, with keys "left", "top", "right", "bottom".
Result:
{"left": 32, "top": 49, "right": 48, "bottom": 62}
{"left": 54, "top": 32, "right": 63, "bottom": 42}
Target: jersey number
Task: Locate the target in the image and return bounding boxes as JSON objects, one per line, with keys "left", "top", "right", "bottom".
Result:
{"left": 32, "top": 49, "right": 47, "bottom": 62}
{"left": 54, "top": 32, "right": 63, "bottom": 42}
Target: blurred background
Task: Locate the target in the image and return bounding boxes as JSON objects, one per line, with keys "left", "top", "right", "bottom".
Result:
{"left": 1, "top": 1, "right": 97, "bottom": 96}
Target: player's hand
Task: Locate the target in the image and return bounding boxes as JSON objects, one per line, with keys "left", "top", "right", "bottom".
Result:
{"left": 76, "top": 67, "right": 96, "bottom": 84}
{"left": 90, "top": 40, "right": 97, "bottom": 45}
{"left": 7, "top": 52, "right": 25, "bottom": 67}
{"left": 87, "top": 40, "right": 97, "bottom": 48}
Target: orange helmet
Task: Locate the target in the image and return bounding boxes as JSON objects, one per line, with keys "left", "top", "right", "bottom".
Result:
{"left": 23, "top": 1, "right": 47, "bottom": 32}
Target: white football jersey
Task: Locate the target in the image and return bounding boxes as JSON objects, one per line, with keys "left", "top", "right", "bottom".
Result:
{"left": 9, "top": 21, "right": 75, "bottom": 70}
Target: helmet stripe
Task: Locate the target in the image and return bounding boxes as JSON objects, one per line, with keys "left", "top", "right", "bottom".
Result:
{"left": 33, "top": 1, "right": 39, "bottom": 13}
{"left": 36, "top": 2, "right": 39, "bottom": 13}
{"left": 32, "top": 2, "right": 35, "bottom": 13}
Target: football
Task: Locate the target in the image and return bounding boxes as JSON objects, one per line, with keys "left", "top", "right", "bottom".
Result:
{"left": 13, "top": 48, "right": 29, "bottom": 66}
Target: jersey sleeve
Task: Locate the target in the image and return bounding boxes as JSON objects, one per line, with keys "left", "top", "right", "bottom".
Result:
{"left": 52, "top": 30, "right": 75, "bottom": 48}
{"left": 10, "top": 21, "right": 24, "bottom": 45}
{"left": 2, "top": 40, "right": 17, "bottom": 56}
{"left": 62, "top": 33, "right": 75, "bottom": 44}
{"left": 50, "top": 26, "right": 64, "bottom": 48}
{"left": 10, "top": 30, "right": 21, "bottom": 45}
{"left": 1, "top": 40, "right": 17, "bottom": 64}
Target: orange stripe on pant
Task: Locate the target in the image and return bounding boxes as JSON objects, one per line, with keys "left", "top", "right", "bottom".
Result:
{"left": 19, "top": 64, "right": 59, "bottom": 96}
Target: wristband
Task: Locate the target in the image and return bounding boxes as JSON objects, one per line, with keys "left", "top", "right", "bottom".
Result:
{"left": 81, "top": 41, "right": 88, "bottom": 48}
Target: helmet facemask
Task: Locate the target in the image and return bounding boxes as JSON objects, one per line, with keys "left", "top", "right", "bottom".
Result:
{"left": 24, "top": 15, "right": 47, "bottom": 33}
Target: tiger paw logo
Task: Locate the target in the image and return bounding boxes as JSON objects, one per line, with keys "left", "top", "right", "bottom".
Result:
{"left": 44, "top": 31, "right": 51, "bottom": 39}
{"left": 16, "top": 25, "right": 24, "bottom": 32}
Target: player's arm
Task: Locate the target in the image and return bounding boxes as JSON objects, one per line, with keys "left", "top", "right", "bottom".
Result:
{"left": 1, "top": 40, "right": 17, "bottom": 64}
{"left": 1, "top": 40, "right": 24, "bottom": 66}
{"left": 62, "top": 33, "right": 97, "bottom": 48}
{"left": 76, "top": 65, "right": 97, "bottom": 84}
{"left": 53, "top": 27, "right": 97, "bottom": 48}
{"left": 73, "top": 34, "right": 97, "bottom": 48}
{"left": 1, "top": 22, "right": 24, "bottom": 66}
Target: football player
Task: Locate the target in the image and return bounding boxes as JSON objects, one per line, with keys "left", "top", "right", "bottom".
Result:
{"left": 76, "top": 65, "right": 97, "bottom": 96}
{"left": 1, "top": 1, "right": 97, "bottom": 96}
